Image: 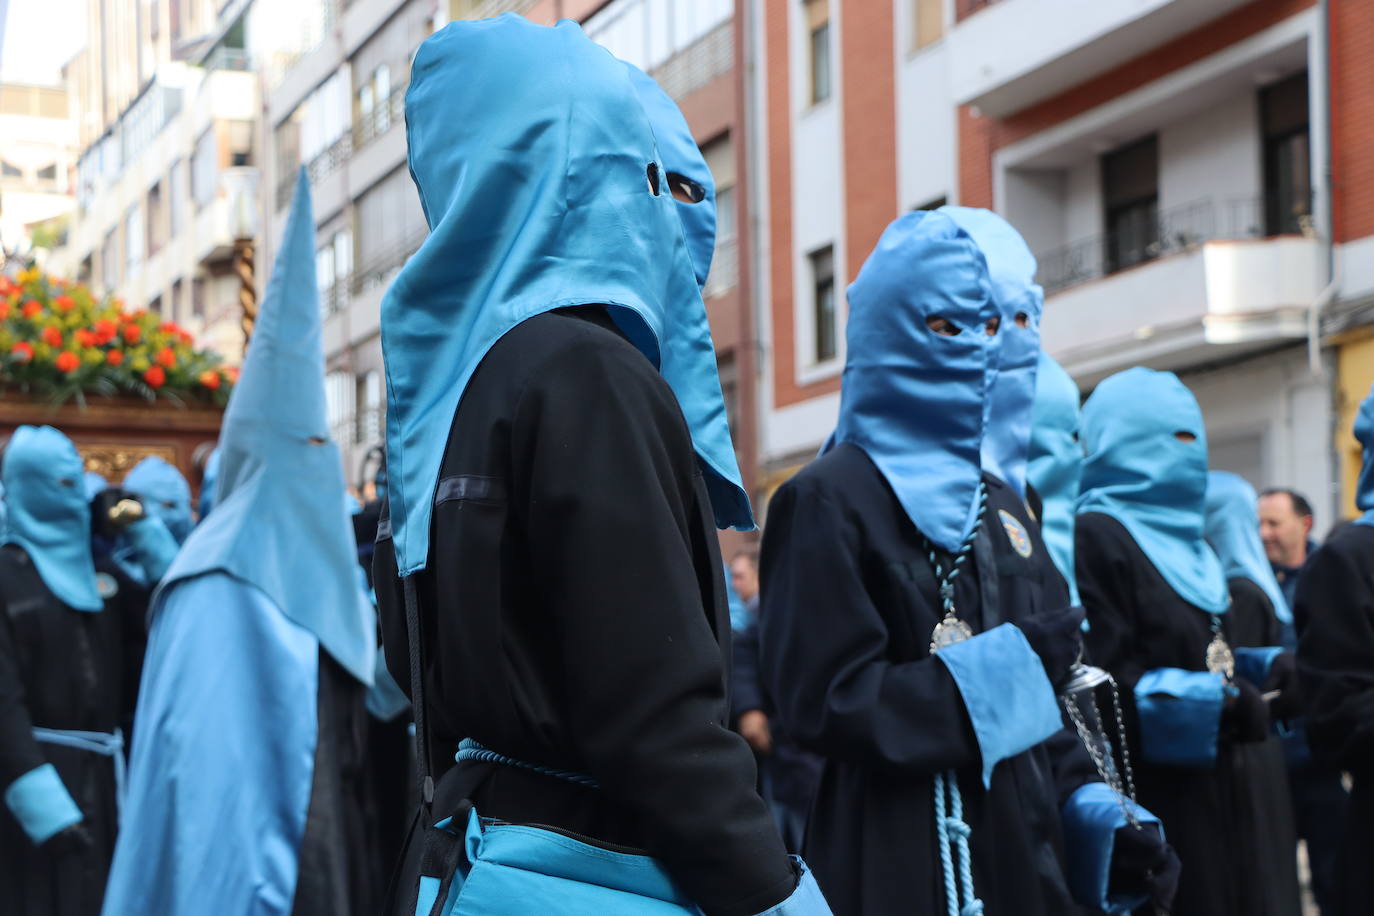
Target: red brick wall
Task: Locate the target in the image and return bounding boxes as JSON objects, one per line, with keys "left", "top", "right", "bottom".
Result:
{"left": 1330, "top": 0, "right": 1374, "bottom": 243}
{"left": 841, "top": 0, "right": 898, "bottom": 282}
{"left": 765, "top": 0, "right": 805, "bottom": 408}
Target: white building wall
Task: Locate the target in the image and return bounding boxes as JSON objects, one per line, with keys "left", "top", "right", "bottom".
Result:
{"left": 1158, "top": 92, "right": 1261, "bottom": 216}
{"left": 896, "top": 42, "right": 955, "bottom": 211}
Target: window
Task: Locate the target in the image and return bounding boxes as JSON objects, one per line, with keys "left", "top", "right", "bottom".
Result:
{"left": 912, "top": 0, "right": 943, "bottom": 51}
{"left": 2, "top": 160, "right": 20, "bottom": 178}
{"left": 171, "top": 278, "right": 183, "bottom": 322}
{"left": 316, "top": 243, "right": 336, "bottom": 314}
{"left": 36, "top": 162, "right": 57, "bottom": 182}
{"left": 357, "top": 370, "right": 382, "bottom": 445}
{"left": 192, "top": 276, "right": 206, "bottom": 317}
{"left": 810, "top": 246, "right": 837, "bottom": 364}
{"left": 148, "top": 294, "right": 162, "bottom": 315}
{"left": 806, "top": 0, "right": 832, "bottom": 105}
{"left": 1101, "top": 135, "right": 1158, "bottom": 274}
{"left": 146, "top": 181, "right": 165, "bottom": 255}
{"left": 583, "top": 0, "right": 733, "bottom": 76}
{"left": 325, "top": 371, "right": 355, "bottom": 445}
{"left": 101, "top": 230, "right": 119, "bottom": 290}
{"left": 227, "top": 121, "right": 253, "bottom": 168}
{"left": 191, "top": 128, "right": 217, "bottom": 208}
{"left": 125, "top": 206, "right": 144, "bottom": 274}
{"left": 169, "top": 159, "right": 186, "bottom": 234}
{"left": 1260, "top": 71, "right": 1311, "bottom": 237}
{"left": 913, "top": 196, "right": 947, "bottom": 211}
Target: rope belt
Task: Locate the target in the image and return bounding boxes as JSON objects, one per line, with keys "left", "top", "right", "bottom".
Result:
{"left": 32, "top": 726, "right": 126, "bottom": 823}
{"left": 455, "top": 738, "right": 601, "bottom": 790}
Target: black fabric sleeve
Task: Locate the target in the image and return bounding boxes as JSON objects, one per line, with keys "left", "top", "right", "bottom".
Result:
{"left": 0, "top": 592, "right": 46, "bottom": 794}
{"left": 512, "top": 342, "right": 795, "bottom": 916}
{"left": 758, "top": 475, "right": 980, "bottom": 774}
{"left": 1296, "top": 540, "right": 1374, "bottom": 776}
{"left": 730, "top": 622, "right": 765, "bottom": 723}
{"left": 1075, "top": 514, "right": 1149, "bottom": 694}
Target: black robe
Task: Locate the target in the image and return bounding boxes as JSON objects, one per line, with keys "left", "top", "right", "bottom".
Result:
{"left": 0, "top": 544, "right": 140, "bottom": 916}
{"left": 1075, "top": 512, "right": 1300, "bottom": 916}
{"left": 373, "top": 309, "right": 796, "bottom": 916}
{"left": 758, "top": 442, "right": 1093, "bottom": 916}
{"left": 1295, "top": 522, "right": 1374, "bottom": 914}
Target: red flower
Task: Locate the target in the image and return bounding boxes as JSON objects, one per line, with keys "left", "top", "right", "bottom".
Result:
{"left": 41, "top": 326, "right": 63, "bottom": 347}
{"left": 122, "top": 324, "right": 141, "bottom": 344}
{"left": 155, "top": 346, "right": 176, "bottom": 368}
{"left": 159, "top": 321, "right": 179, "bottom": 334}
{"left": 10, "top": 341, "right": 33, "bottom": 362}
{"left": 225, "top": 367, "right": 240, "bottom": 383}
{"left": 75, "top": 329, "right": 96, "bottom": 348}
{"left": 198, "top": 370, "right": 221, "bottom": 390}
{"left": 54, "top": 295, "right": 75, "bottom": 313}
{"left": 21, "top": 300, "right": 41, "bottom": 319}
{"left": 54, "top": 351, "right": 80, "bottom": 373}
{"left": 143, "top": 366, "right": 166, "bottom": 388}
{"left": 106, "top": 349, "right": 124, "bottom": 366}
{"left": 178, "top": 331, "right": 193, "bottom": 345}
{"left": 0, "top": 301, "right": 8, "bottom": 320}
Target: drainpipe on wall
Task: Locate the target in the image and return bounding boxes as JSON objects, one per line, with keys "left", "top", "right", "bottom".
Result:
{"left": 1308, "top": 0, "right": 1338, "bottom": 379}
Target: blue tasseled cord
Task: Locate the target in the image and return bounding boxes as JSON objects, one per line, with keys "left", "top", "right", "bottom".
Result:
{"left": 455, "top": 738, "right": 601, "bottom": 790}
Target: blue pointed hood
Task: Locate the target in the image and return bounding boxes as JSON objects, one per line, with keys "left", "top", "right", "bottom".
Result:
{"left": 1078, "top": 368, "right": 1229, "bottom": 614}
{"left": 1354, "top": 383, "right": 1374, "bottom": 528}
{"left": 1027, "top": 353, "right": 1081, "bottom": 603}
{"left": 381, "top": 15, "right": 750, "bottom": 577}
{"left": 84, "top": 471, "right": 110, "bottom": 500}
{"left": 941, "top": 207, "right": 1044, "bottom": 498}
{"left": 1205, "top": 470, "right": 1290, "bottom": 624}
{"left": 124, "top": 456, "right": 194, "bottom": 543}
{"left": 158, "top": 171, "right": 375, "bottom": 685}
{"left": 0, "top": 480, "right": 7, "bottom": 542}
{"left": 625, "top": 63, "right": 716, "bottom": 290}
{"left": 827, "top": 210, "right": 997, "bottom": 552}
{"left": 198, "top": 447, "right": 220, "bottom": 519}
{"left": 1, "top": 425, "right": 102, "bottom": 611}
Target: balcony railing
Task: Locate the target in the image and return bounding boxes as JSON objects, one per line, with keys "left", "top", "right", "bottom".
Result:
{"left": 1035, "top": 193, "right": 1314, "bottom": 295}
{"left": 348, "top": 227, "right": 429, "bottom": 298}
{"left": 275, "top": 132, "right": 352, "bottom": 210}
{"left": 353, "top": 83, "right": 406, "bottom": 152}
{"left": 202, "top": 46, "right": 252, "bottom": 72}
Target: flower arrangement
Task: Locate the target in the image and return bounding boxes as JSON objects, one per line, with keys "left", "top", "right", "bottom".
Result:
{"left": 0, "top": 268, "right": 235, "bottom": 408}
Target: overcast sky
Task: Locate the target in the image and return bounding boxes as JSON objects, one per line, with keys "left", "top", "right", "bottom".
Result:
{"left": 2, "top": 0, "right": 87, "bottom": 86}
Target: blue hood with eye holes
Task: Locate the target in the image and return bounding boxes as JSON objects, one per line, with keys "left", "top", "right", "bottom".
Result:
{"left": 1078, "top": 368, "right": 1229, "bottom": 615}
{"left": 124, "top": 456, "right": 195, "bottom": 544}
{"left": 381, "top": 15, "right": 751, "bottom": 577}
{"left": 1, "top": 425, "right": 102, "bottom": 611}
{"left": 1027, "top": 353, "right": 1082, "bottom": 604}
{"left": 825, "top": 210, "right": 998, "bottom": 553}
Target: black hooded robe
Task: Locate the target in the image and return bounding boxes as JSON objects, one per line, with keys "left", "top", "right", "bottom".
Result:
{"left": 373, "top": 309, "right": 797, "bottom": 916}
{"left": 0, "top": 544, "right": 140, "bottom": 916}
{"left": 758, "top": 442, "right": 1093, "bottom": 916}
{"left": 1075, "top": 512, "right": 1300, "bottom": 916}
{"left": 1295, "top": 522, "right": 1374, "bottom": 914}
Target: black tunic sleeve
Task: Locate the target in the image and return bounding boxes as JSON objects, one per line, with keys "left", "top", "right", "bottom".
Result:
{"left": 759, "top": 473, "right": 980, "bottom": 774}
{"left": 511, "top": 341, "right": 796, "bottom": 916}
{"left": 0, "top": 579, "right": 49, "bottom": 816}
{"left": 1075, "top": 513, "right": 1150, "bottom": 693}
{"left": 1296, "top": 535, "right": 1374, "bottom": 776}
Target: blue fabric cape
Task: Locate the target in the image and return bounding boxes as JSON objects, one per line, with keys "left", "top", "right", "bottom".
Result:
{"left": 625, "top": 63, "right": 716, "bottom": 291}
{"left": 826, "top": 209, "right": 997, "bottom": 552}
{"left": 380, "top": 15, "right": 750, "bottom": 577}
{"left": 1355, "top": 382, "right": 1374, "bottom": 528}
{"left": 1, "top": 425, "right": 102, "bottom": 611}
{"left": 942, "top": 207, "right": 1044, "bottom": 498}
{"left": 1078, "top": 368, "right": 1229, "bottom": 614}
{"left": 124, "top": 456, "right": 194, "bottom": 544}
{"left": 198, "top": 447, "right": 220, "bottom": 519}
{"left": 1027, "top": 353, "right": 1082, "bottom": 603}
{"left": 154, "top": 171, "right": 375, "bottom": 685}
{"left": 1204, "top": 470, "right": 1291, "bottom": 624}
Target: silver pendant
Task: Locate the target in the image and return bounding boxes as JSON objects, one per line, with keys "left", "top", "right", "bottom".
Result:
{"left": 930, "top": 613, "right": 974, "bottom": 653}
{"left": 1205, "top": 633, "right": 1235, "bottom": 680}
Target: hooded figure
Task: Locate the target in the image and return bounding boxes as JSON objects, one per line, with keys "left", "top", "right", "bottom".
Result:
{"left": 370, "top": 16, "right": 823, "bottom": 916}
{"left": 197, "top": 447, "right": 220, "bottom": 519}
{"left": 122, "top": 456, "right": 195, "bottom": 544}
{"left": 757, "top": 211, "right": 1172, "bottom": 916}
{"left": 101, "top": 171, "right": 380, "bottom": 916}
{"left": 1026, "top": 353, "right": 1082, "bottom": 603}
{"left": 1075, "top": 368, "right": 1300, "bottom": 916}
{"left": 0, "top": 425, "right": 143, "bottom": 916}
{"left": 1296, "top": 382, "right": 1374, "bottom": 915}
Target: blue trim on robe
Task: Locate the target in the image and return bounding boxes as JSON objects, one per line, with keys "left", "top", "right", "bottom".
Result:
{"left": 124, "top": 516, "right": 180, "bottom": 584}
{"left": 1060, "top": 782, "right": 1163, "bottom": 914}
{"left": 100, "top": 572, "right": 318, "bottom": 916}
{"left": 1134, "top": 668, "right": 1227, "bottom": 767}
{"left": 934, "top": 623, "right": 1062, "bottom": 786}
{"left": 1233, "top": 646, "right": 1283, "bottom": 690}
{"left": 4, "top": 762, "right": 82, "bottom": 844}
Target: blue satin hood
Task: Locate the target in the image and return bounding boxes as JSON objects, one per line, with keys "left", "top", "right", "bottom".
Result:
{"left": 941, "top": 207, "right": 1043, "bottom": 498}
{"left": 1355, "top": 382, "right": 1374, "bottom": 527}
{"left": 381, "top": 15, "right": 750, "bottom": 577}
{"left": 1027, "top": 353, "right": 1081, "bottom": 603}
{"left": 827, "top": 209, "right": 997, "bottom": 552}
{"left": 84, "top": 471, "right": 110, "bottom": 500}
{"left": 625, "top": 63, "right": 716, "bottom": 291}
{"left": 1204, "top": 470, "right": 1291, "bottom": 624}
{"left": 1, "top": 425, "right": 102, "bottom": 611}
{"left": 198, "top": 447, "right": 220, "bottom": 519}
{"left": 124, "top": 456, "right": 194, "bottom": 543}
{"left": 157, "top": 171, "right": 375, "bottom": 685}
{"left": 1078, "top": 368, "right": 1229, "bottom": 614}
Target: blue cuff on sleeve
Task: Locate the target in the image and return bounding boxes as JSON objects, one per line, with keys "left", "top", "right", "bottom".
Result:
{"left": 1061, "top": 782, "right": 1163, "bottom": 913}
{"left": 1233, "top": 647, "right": 1283, "bottom": 689}
{"left": 1134, "top": 668, "right": 1227, "bottom": 767}
{"left": 935, "top": 622, "right": 1063, "bottom": 787}
{"left": 4, "top": 762, "right": 82, "bottom": 845}
{"left": 126, "top": 516, "right": 181, "bottom": 583}
{"left": 749, "top": 858, "right": 832, "bottom": 916}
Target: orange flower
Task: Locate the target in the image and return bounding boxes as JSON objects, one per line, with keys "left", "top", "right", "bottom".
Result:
{"left": 225, "top": 367, "right": 240, "bottom": 384}
{"left": 75, "top": 329, "right": 96, "bottom": 348}
{"left": 106, "top": 349, "right": 124, "bottom": 366}
{"left": 179, "top": 331, "right": 193, "bottom": 345}
{"left": 198, "top": 369, "right": 221, "bottom": 390}
{"left": 54, "top": 294, "right": 75, "bottom": 313}
{"left": 54, "top": 351, "right": 80, "bottom": 373}
{"left": 10, "top": 341, "right": 33, "bottom": 362}
{"left": 21, "top": 300, "right": 41, "bottom": 319}
{"left": 144, "top": 365, "right": 166, "bottom": 388}
{"left": 0, "top": 300, "right": 8, "bottom": 320}
{"left": 159, "top": 321, "right": 179, "bottom": 334}
{"left": 122, "top": 324, "right": 141, "bottom": 344}
{"left": 42, "top": 326, "right": 63, "bottom": 347}
{"left": 155, "top": 346, "right": 176, "bottom": 368}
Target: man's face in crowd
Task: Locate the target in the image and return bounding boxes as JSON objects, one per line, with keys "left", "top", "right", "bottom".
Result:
{"left": 1258, "top": 492, "right": 1312, "bottom": 568}
{"left": 730, "top": 555, "right": 759, "bottom": 604}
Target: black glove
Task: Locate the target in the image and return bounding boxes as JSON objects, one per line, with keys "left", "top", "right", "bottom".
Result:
{"left": 1108, "top": 823, "right": 1180, "bottom": 913}
{"left": 1016, "top": 605, "right": 1086, "bottom": 688}
{"left": 40, "top": 821, "right": 92, "bottom": 858}
{"left": 1262, "top": 651, "right": 1303, "bottom": 722}
{"left": 1221, "top": 678, "right": 1270, "bottom": 744}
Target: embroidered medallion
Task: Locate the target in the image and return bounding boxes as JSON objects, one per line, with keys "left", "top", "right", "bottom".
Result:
{"left": 999, "top": 509, "right": 1033, "bottom": 559}
{"left": 95, "top": 572, "right": 119, "bottom": 600}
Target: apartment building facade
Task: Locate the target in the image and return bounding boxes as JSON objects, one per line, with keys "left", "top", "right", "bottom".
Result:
{"left": 0, "top": 82, "right": 77, "bottom": 267}
{"left": 752, "top": 0, "right": 1374, "bottom": 528}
